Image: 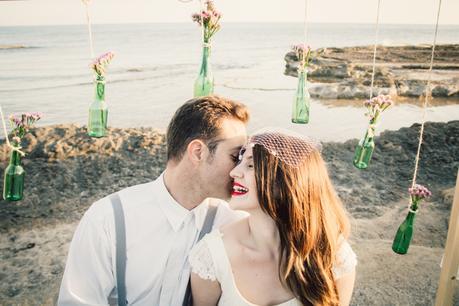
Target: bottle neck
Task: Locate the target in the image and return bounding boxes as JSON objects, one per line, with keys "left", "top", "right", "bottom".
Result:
{"left": 298, "top": 69, "right": 307, "bottom": 80}
{"left": 94, "top": 79, "right": 106, "bottom": 101}
{"left": 199, "top": 46, "right": 211, "bottom": 74}
{"left": 406, "top": 211, "right": 416, "bottom": 221}
{"left": 9, "top": 150, "right": 21, "bottom": 166}
{"left": 296, "top": 70, "right": 307, "bottom": 93}
{"left": 365, "top": 119, "right": 377, "bottom": 141}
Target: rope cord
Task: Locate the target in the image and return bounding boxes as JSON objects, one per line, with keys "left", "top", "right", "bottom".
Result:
{"left": 369, "top": 0, "right": 382, "bottom": 99}
{"left": 410, "top": 0, "right": 442, "bottom": 189}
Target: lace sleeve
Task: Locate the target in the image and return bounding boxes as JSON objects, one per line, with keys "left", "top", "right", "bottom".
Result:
{"left": 332, "top": 239, "right": 357, "bottom": 280}
{"left": 188, "top": 237, "right": 217, "bottom": 281}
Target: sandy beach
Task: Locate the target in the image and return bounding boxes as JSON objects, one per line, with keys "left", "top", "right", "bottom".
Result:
{"left": 0, "top": 120, "right": 458, "bottom": 305}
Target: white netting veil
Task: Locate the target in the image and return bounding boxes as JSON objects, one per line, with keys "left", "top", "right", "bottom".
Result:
{"left": 243, "top": 128, "right": 322, "bottom": 168}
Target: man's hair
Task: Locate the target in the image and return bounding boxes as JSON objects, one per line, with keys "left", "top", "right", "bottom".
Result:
{"left": 166, "top": 95, "right": 249, "bottom": 161}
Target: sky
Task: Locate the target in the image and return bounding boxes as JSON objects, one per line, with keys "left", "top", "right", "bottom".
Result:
{"left": 0, "top": 0, "right": 458, "bottom": 26}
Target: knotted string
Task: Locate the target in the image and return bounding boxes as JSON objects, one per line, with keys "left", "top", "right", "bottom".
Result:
{"left": 0, "top": 106, "right": 25, "bottom": 157}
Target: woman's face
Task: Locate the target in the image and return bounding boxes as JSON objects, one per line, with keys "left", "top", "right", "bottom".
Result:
{"left": 229, "top": 145, "right": 260, "bottom": 212}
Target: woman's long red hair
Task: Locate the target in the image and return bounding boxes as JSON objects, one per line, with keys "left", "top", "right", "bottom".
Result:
{"left": 253, "top": 144, "right": 350, "bottom": 306}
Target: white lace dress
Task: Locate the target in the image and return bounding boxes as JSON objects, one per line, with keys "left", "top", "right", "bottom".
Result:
{"left": 188, "top": 229, "right": 357, "bottom": 306}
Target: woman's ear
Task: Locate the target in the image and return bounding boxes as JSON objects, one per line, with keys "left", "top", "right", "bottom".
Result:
{"left": 186, "top": 139, "right": 207, "bottom": 165}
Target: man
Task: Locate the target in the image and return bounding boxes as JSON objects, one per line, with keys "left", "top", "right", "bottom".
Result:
{"left": 58, "top": 95, "right": 250, "bottom": 305}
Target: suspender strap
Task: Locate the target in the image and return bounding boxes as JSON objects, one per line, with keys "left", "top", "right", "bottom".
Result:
{"left": 182, "top": 204, "right": 218, "bottom": 306}
{"left": 110, "top": 193, "right": 127, "bottom": 306}
{"left": 198, "top": 204, "right": 218, "bottom": 241}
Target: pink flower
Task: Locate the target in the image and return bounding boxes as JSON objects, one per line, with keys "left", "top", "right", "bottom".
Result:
{"left": 191, "top": 1, "right": 222, "bottom": 42}
{"left": 91, "top": 51, "right": 115, "bottom": 77}
{"left": 409, "top": 184, "right": 432, "bottom": 198}
{"left": 292, "top": 44, "right": 312, "bottom": 69}
{"left": 8, "top": 112, "right": 42, "bottom": 142}
{"left": 363, "top": 94, "right": 393, "bottom": 122}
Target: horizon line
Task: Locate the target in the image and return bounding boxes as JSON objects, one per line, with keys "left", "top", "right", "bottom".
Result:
{"left": 2, "top": 21, "right": 459, "bottom": 27}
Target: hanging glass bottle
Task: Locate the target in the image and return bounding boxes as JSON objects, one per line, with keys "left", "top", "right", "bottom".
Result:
{"left": 194, "top": 43, "right": 214, "bottom": 97}
{"left": 392, "top": 209, "right": 416, "bottom": 254}
{"left": 3, "top": 149, "right": 25, "bottom": 201}
{"left": 353, "top": 119, "right": 376, "bottom": 169}
{"left": 88, "top": 75, "right": 108, "bottom": 137}
{"left": 392, "top": 184, "right": 431, "bottom": 255}
{"left": 292, "top": 69, "right": 310, "bottom": 124}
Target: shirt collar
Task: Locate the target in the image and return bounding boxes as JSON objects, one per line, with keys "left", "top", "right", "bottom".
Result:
{"left": 157, "top": 172, "right": 193, "bottom": 232}
{"left": 191, "top": 198, "right": 210, "bottom": 231}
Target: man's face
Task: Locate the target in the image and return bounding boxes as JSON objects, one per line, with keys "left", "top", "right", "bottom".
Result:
{"left": 199, "top": 118, "right": 247, "bottom": 200}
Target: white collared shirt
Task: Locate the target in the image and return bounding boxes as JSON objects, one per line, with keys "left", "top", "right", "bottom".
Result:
{"left": 58, "top": 172, "right": 246, "bottom": 306}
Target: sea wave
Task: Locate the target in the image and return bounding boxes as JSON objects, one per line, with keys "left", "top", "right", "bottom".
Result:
{"left": 0, "top": 44, "right": 39, "bottom": 50}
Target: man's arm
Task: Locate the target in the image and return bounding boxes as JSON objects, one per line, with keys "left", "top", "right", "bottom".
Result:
{"left": 58, "top": 203, "right": 115, "bottom": 305}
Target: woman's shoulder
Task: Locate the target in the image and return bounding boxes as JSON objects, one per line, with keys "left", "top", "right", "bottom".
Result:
{"left": 188, "top": 219, "right": 249, "bottom": 283}
{"left": 333, "top": 236, "right": 358, "bottom": 280}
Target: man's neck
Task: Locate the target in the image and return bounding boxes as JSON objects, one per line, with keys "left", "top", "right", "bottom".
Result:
{"left": 163, "top": 164, "right": 205, "bottom": 211}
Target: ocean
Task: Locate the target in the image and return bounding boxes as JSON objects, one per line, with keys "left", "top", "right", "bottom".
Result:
{"left": 0, "top": 23, "right": 458, "bottom": 141}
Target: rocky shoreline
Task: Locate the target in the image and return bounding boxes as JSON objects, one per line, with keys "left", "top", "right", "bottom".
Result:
{"left": 285, "top": 44, "right": 459, "bottom": 100}
{"left": 0, "top": 121, "right": 458, "bottom": 304}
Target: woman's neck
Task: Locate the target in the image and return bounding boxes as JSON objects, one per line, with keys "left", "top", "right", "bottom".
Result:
{"left": 246, "top": 210, "right": 281, "bottom": 257}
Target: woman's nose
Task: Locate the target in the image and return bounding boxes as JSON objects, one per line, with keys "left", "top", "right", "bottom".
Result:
{"left": 230, "top": 164, "right": 242, "bottom": 179}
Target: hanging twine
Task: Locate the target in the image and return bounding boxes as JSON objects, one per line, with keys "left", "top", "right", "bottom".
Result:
{"left": 369, "top": 0, "right": 382, "bottom": 99}
{"left": 302, "top": 0, "right": 308, "bottom": 68}
{"left": 410, "top": 0, "right": 442, "bottom": 189}
{"left": 82, "top": 0, "right": 95, "bottom": 59}
{"left": 0, "top": 106, "right": 25, "bottom": 157}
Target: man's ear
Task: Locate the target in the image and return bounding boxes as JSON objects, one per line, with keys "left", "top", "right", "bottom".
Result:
{"left": 186, "top": 139, "right": 208, "bottom": 165}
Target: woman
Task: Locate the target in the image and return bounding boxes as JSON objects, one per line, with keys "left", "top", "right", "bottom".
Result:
{"left": 188, "top": 131, "right": 357, "bottom": 306}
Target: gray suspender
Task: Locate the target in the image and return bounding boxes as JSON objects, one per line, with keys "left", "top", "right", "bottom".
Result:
{"left": 109, "top": 193, "right": 218, "bottom": 306}
{"left": 110, "top": 193, "right": 127, "bottom": 306}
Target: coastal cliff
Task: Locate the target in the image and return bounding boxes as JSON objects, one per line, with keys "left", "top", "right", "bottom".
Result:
{"left": 285, "top": 44, "right": 459, "bottom": 100}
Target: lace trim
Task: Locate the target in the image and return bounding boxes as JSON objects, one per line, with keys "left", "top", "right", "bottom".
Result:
{"left": 332, "top": 240, "right": 357, "bottom": 279}
{"left": 189, "top": 237, "right": 217, "bottom": 281}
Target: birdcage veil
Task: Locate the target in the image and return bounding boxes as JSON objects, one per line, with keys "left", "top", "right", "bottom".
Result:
{"left": 239, "top": 128, "right": 322, "bottom": 168}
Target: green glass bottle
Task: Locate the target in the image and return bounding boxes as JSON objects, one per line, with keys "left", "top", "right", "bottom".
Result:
{"left": 88, "top": 76, "right": 108, "bottom": 137}
{"left": 194, "top": 44, "right": 214, "bottom": 97}
{"left": 3, "top": 150, "right": 25, "bottom": 201}
{"left": 353, "top": 120, "right": 376, "bottom": 169}
{"left": 392, "top": 210, "right": 416, "bottom": 254}
{"left": 291, "top": 70, "right": 310, "bottom": 124}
